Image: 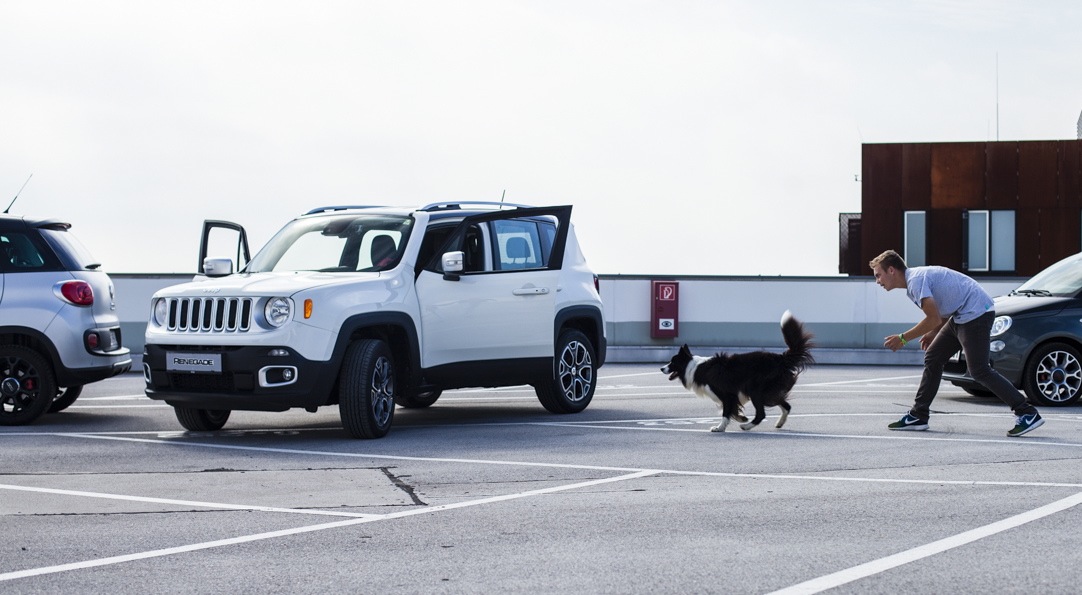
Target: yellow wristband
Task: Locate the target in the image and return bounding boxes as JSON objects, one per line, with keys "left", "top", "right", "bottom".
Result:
{"left": 898, "top": 334, "right": 907, "bottom": 346}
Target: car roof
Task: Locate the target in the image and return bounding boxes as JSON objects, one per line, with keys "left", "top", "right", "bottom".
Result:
{"left": 299, "top": 202, "right": 543, "bottom": 223}
{"left": 0, "top": 213, "right": 71, "bottom": 230}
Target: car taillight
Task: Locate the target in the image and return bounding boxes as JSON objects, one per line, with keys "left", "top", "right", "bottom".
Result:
{"left": 59, "top": 281, "right": 95, "bottom": 306}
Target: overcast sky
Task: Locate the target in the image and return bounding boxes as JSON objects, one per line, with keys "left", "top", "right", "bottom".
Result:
{"left": 2, "top": 1, "right": 1080, "bottom": 276}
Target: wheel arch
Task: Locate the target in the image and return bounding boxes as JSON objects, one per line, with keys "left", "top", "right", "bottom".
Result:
{"left": 328, "top": 312, "right": 421, "bottom": 401}
{"left": 554, "top": 305, "right": 606, "bottom": 367}
{"left": 0, "top": 326, "right": 60, "bottom": 380}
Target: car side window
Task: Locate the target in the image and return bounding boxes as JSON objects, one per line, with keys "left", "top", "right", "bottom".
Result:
{"left": 492, "top": 219, "right": 546, "bottom": 271}
{"left": 0, "top": 233, "right": 49, "bottom": 271}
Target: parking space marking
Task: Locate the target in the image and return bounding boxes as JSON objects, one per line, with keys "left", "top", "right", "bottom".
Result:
{"left": 0, "top": 470, "right": 656, "bottom": 582}
{"left": 57, "top": 432, "right": 1082, "bottom": 488}
{"left": 0, "top": 483, "right": 381, "bottom": 518}
{"left": 6, "top": 419, "right": 1081, "bottom": 584}
{"left": 769, "top": 490, "right": 1082, "bottom": 595}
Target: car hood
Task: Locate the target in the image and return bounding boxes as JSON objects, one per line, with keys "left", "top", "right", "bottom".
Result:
{"left": 153, "top": 271, "right": 385, "bottom": 298}
{"left": 993, "top": 294, "right": 1077, "bottom": 317}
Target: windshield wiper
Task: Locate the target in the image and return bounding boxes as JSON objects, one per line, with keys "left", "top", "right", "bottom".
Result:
{"left": 1009, "top": 289, "right": 1052, "bottom": 297}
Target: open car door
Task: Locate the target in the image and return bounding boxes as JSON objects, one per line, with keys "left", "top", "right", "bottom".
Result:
{"left": 198, "top": 220, "right": 251, "bottom": 277}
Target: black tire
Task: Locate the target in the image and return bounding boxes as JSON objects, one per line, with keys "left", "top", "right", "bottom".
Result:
{"left": 0, "top": 346, "right": 57, "bottom": 426}
{"left": 338, "top": 339, "right": 396, "bottom": 438}
{"left": 1023, "top": 342, "right": 1082, "bottom": 406}
{"left": 397, "top": 389, "right": 442, "bottom": 409}
{"left": 534, "top": 329, "right": 596, "bottom": 414}
{"left": 49, "top": 385, "right": 84, "bottom": 413}
{"left": 175, "top": 406, "right": 231, "bottom": 431}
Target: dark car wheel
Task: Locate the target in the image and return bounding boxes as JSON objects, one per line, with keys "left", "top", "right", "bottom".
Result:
{"left": 338, "top": 339, "right": 396, "bottom": 439}
{"left": 49, "top": 385, "right": 84, "bottom": 413}
{"left": 534, "top": 329, "right": 596, "bottom": 414}
{"left": 1023, "top": 342, "right": 1082, "bottom": 406}
{"left": 397, "top": 389, "right": 441, "bottom": 409}
{"left": 0, "top": 346, "right": 58, "bottom": 426}
{"left": 175, "top": 406, "right": 231, "bottom": 431}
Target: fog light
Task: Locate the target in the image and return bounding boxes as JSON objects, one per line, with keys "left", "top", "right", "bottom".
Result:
{"left": 258, "top": 365, "right": 298, "bottom": 387}
{"left": 86, "top": 332, "right": 100, "bottom": 350}
{"left": 990, "top": 340, "right": 1006, "bottom": 352}
{"left": 268, "top": 349, "right": 290, "bottom": 357}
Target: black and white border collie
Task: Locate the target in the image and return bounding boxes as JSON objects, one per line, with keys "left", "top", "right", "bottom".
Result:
{"left": 661, "top": 310, "right": 814, "bottom": 432}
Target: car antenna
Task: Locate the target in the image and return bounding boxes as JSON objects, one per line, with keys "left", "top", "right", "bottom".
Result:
{"left": 4, "top": 173, "right": 32, "bottom": 214}
{"left": 500, "top": 189, "right": 506, "bottom": 203}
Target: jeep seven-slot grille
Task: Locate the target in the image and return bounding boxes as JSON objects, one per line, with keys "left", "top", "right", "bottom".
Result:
{"left": 167, "top": 297, "right": 254, "bottom": 332}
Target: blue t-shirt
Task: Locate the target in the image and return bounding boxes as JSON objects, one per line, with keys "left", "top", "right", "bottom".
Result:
{"left": 905, "top": 266, "right": 993, "bottom": 324}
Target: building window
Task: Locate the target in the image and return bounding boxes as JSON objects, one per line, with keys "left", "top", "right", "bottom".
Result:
{"left": 904, "top": 211, "right": 926, "bottom": 267}
{"left": 990, "top": 210, "right": 1015, "bottom": 271}
{"left": 966, "top": 210, "right": 1015, "bottom": 273}
{"left": 967, "top": 210, "right": 989, "bottom": 272}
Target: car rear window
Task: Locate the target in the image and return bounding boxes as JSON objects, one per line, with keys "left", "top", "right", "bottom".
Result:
{"left": 39, "top": 228, "right": 102, "bottom": 271}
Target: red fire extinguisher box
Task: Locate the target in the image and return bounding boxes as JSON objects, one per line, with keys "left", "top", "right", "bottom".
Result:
{"left": 650, "top": 280, "right": 679, "bottom": 339}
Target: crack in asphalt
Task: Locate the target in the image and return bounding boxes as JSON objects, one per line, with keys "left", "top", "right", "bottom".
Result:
{"left": 379, "top": 466, "right": 426, "bottom": 506}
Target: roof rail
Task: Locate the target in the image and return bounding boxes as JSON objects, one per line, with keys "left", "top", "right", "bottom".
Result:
{"left": 419, "top": 201, "right": 532, "bottom": 212}
{"left": 303, "top": 205, "right": 387, "bottom": 215}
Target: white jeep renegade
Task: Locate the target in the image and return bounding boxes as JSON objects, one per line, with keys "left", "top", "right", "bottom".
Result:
{"left": 143, "top": 202, "right": 606, "bottom": 438}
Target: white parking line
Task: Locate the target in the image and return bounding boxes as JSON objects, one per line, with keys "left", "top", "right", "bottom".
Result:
{"left": 57, "top": 432, "right": 1082, "bottom": 488}
{"left": 769, "top": 491, "right": 1082, "bottom": 594}
{"left": 0, "top": 470, "right": 656, "bottom": 582}
{"left": 0, "top": 483, "right": 380, "bottom": 518}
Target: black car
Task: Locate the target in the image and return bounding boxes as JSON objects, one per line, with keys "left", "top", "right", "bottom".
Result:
{"left": 943, "top": 252, "right": 1082, "bottom": 406}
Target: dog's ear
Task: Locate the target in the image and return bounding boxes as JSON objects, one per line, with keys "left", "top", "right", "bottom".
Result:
{"left": 680, "top": 344, "right": 691, "bottom": 355}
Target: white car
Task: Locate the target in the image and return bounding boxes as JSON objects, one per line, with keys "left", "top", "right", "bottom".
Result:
{"left": 0, "top": 215, "right": 132, "bottom": 425}
{"left": 143, "top": 202, "right": 606, "bottom": 438}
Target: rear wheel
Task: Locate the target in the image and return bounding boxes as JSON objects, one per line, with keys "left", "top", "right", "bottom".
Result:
{"left": 1023, "top": 342, "right": 1082, "bottom": 406}
{"left": 0, "top": 346, "right": 57, "bottom": 426}
{"left": 534, "top": 329, "right": 596, "bottom": 414}
{"left": 175, "top": 406, "right": 231, "bottom": 431}
{"left": 338, "top": 339, "right": 396, "bottom": 438}
{"left": 49, "top": 385, "right": 84, "bottom": 413}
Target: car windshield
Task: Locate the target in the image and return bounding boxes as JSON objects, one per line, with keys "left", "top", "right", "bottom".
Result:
{"left": 1013, "top": 253, "right": 1082, "bottom": 297}
{"left": 246, "top": 214, "right": 414, "bottom": 273}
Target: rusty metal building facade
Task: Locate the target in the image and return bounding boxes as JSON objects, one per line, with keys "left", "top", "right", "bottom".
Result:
{"left": 843, "top": 139, "right": 1082, "bottom": 277}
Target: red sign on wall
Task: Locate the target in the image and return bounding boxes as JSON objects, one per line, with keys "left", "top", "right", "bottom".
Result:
{"left": 651, "top": 280, "right": 679, "bottom": 339}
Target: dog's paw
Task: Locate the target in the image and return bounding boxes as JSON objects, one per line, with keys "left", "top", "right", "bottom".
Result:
{"left": 735, "top": 414, "right": 749, "bottom": 423}
{"left": 739, "top": 421, "right": 758, "bottom": 431}
{"left": 710, "top": 419, "right": 730, "bottom": 432}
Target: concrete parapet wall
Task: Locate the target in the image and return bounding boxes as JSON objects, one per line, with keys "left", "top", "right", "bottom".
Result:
{"left": 112, "top": 273, "right": 1024, "bottom": 367}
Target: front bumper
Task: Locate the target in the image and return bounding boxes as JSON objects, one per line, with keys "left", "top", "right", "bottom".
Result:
{"left": 941, "top": 346, "right": 1025, "bottom": 390}
{"left": 143, "top": 344, "right": 338, "bottom": 411}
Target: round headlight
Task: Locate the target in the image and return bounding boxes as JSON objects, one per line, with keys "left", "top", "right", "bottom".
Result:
{"left": 152, "top": 298, "right": 169, "bottom": 327}
{"left": 265, "top": 297, "right": 292, "bottom": 328}
{"left": 991, "top": 315, "right": 1012, "bottom": 337}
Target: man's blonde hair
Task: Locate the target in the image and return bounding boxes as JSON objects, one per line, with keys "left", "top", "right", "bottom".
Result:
{"left": 869, "top": 250, "right": 907, "bottom": 272}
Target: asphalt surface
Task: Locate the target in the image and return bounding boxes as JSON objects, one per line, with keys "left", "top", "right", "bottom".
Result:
{"left": 3, "top": 364, "right": 1081, "bottom": 594}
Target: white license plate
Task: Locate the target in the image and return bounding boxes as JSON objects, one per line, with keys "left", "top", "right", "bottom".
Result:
{"left": 167, "top": 352, "right": 222, "bottom": 373}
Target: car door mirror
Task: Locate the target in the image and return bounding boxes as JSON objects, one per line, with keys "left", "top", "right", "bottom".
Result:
{"left": 202, "top": 257, "right": 234, "bottom": 277}
{"left": 442, "top": 251, "right": 464, "bottom": 281}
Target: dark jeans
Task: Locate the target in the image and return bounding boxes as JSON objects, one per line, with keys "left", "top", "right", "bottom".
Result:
{"left": 912, "top": 311, "right": 1037, "bottom": 418}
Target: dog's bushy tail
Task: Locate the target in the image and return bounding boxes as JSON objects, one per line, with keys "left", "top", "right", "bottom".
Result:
{"left": 780, "top": 310, "right": 815, "bottom": 372}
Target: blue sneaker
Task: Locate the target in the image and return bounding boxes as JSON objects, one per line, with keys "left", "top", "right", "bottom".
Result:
{"left": 1008, "top": 412, "right": 1044, "bottom": 437}
{"left": 888, "top": 413, "right": 928, "bottom": 431}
